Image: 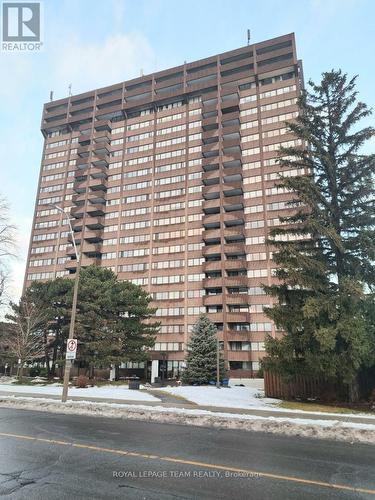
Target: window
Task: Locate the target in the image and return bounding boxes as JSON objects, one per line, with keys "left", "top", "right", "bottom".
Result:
{"left": 151, "top": 275, "right": 184, "bottom": 284}
{"left": 155, "top": 308, "right": 184, "bottom": 317}
{"left": 155, "top": 175, "right": 185, "bottom": 186}
{"left": 119, "top": 263, "right": 148, "bottom": 272}
{"left": 154, "top": 216, "right": 185, "bottom": 226}
{"left": 260, "top": 98, "right": 297, "bottom": 112}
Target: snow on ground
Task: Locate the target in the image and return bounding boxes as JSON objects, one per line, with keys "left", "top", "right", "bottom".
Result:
{"left": 0, "top": 384, "right": 160, "bottom": 402}
{"left": 0, "top": 396, "right": 374, "bottom": 444}
{"left": 151, "top": 385, "right": 279, "bottom": 409}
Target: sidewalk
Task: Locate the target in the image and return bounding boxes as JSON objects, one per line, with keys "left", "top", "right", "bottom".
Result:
{"left": 1, "top": 389, "right": 374, "bottom": 426}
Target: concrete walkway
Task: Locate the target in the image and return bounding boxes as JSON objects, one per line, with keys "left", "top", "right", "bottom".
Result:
{"left": 1, "top": 389, "right": 374, "bottom": 426}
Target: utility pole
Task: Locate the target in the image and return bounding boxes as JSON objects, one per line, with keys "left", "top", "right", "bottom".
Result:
{"left": 48, "top": 204, "right": 80, "bottom": 403}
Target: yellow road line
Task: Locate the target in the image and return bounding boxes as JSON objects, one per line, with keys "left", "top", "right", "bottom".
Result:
{"left": 0, "top": 431, "right": 374, "bottom": 495}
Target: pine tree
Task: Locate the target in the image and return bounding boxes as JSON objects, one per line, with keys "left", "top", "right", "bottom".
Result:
{"left": 263, "top": 70, "right": 375, "bottom": 385}
{"left": 182, "top": 315, "right": 226, "bottom": 384}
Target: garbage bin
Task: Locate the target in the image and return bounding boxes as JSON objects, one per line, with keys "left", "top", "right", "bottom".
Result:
{"left": 129, "top": 378, "right": 140, "bottom": 390}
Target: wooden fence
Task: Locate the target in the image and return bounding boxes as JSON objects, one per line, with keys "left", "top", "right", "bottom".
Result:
{"left": 264, "top": 371, "right": 338, "bottom": 400}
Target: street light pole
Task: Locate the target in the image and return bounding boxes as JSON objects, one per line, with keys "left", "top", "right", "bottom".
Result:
{"left": 216, "top": 335, "right": 221, "bottom": 389}
{"left": 49, "top": 204, "right": 81, "bottom": 402}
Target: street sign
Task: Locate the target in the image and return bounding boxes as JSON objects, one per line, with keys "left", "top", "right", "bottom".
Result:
{"left": 66, "top": 338, "right": 78, "bottom": 360}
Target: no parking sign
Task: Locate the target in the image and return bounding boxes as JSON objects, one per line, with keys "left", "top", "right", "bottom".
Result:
{"left": 66, "top": 339, "right": 78, "bottom": 360}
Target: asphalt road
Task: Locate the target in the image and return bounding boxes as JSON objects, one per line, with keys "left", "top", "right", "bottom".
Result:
{"left": 0, "top": 408, "right": 374, "bottom": 500}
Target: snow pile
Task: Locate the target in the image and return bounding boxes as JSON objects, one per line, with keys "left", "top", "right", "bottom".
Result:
{"left": 0, "top": 383, "right": 160, "bottom": 402}
{"left": 150, "top": 385, "right": 280, "bottom": 409}
{"left": 0, "top": 396, "right": 374, "bottom": 444}
{"left": 0, "top": 376, "right": 18, "bottom": 385}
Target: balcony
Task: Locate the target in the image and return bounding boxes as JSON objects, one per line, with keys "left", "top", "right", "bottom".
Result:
{"left": 80, "top": 255, "right": 102, "bottom": 267}
{"left": 223, "top": 210, "right": 244, "bottom": 225}
{"left": 64, "top": 259, "right": 78, "bottom": 271}
{"left": 85, "top": 204, "right": 105, "bottom": 217}
{"left": 203, "top": 277, "right": 223, "bottom": 288}
{"left": 202, "top": 261, "right": 222, "bottom": 273}
{"left": 88, "top": 177, "right": 107, "bottom": 191}
{"left": 203, "top": 294, "right": 223, "bottom": 306}
{"left": 225, "top": 276, "right": 248, "bottom": 287}
{"left": 82, "top": 242, "right": 102, "bottom": 256}
{"left": 225, "top": 294, "right": 249, "bottom": 305}
{"left": 84, "top": 230, "right": 103, "bottom": 243}
{"left": 85, "top": 216, "right": 105, "bottom": 230}
{"left": 224, "top": 259, "right": 247, "bottom": 271}
{"left": 227, "top": 351, "right": 251, "bottom": 362}
{"left": 206, "top": 312, "right": 224, "bottom": 323}
{"left": 203, "top": 228, "right": 221, "bottom": 242}
{"left": 226, "top": 312, "right": 250, "bottom": 323}
{"left": 202, "top": 244, "right": 221, "bottom": 256}
{"left": 202, "top": 213, "right": 220, "bottom": 226}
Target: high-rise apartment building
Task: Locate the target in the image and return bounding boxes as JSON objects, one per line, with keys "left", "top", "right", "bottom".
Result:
{"left": 24, "top": 33, "right": 303, "bottom": 381}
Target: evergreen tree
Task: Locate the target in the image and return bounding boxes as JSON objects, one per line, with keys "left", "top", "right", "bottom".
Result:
{"left": 182, "top": 315, "right": 226, "bottom": 384}
{"left": 23, "top": 266, "right": 158, "bottom": 376}
{"left": 263, "top": 70, "right": 375, "bottom": 385}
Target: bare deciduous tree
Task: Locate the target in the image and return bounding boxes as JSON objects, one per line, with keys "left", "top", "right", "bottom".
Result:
{"left": 0, "top": 196, "right": 16, "bottom": 306}
{"left": 3, "top": 297, "right": 46, "bottom": 380}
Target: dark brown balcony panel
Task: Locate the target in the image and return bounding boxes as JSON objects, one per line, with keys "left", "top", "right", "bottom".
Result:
{"left": 92, "top": 143, "right": 110, "bottom": 156}
{"left": 203, "top": 294, "right": 224, "bottom": 306}
{"left": 223, "top": 166, "right": 242, "bottom": 180}
{"left": 70, "top": 205, "right": 85, "bottom": 218}
{"left": 224, "top": 259, "right": 247, "bottom": 271}
{"left": 225, "top": 294, "right": 249, "bottom": 305}
{"left": 202, "top": 113, "right": 218, "bottom": 127}
{"left": 82, "top": 242, "right": 103, "bottom": 254}
{"left": 202, "top": 228, "right": 221, "bottom": 241}
{"left": 225, "top": 275, "right": 248, "bottom": 287}
{"left": 80, "top": 256, "right": 102, "bottom": 267}
{"left": 76, "top": 156, "right": 90, "bottom": 167}
{"left": 87, "top": 190, "right": 106, "bottom": 203}
{"left": 202, "top": 244, "right": 221, "bottom": 257}
{"left": 223, "top": 186, "right": 243, "bottom": 197}
{"left": 226, "top": 351, "right": 252, "bottom": 363}
{"left": 223, "top": 211, "right": 245, "bottom": 224}
{"left": 65, "top": 259, "right": 78, "bottom": 271}
{"left": 202, "top": 162, "right": 219, "bottom": 173}
{"left": 224, "top": 243, "right": 246, "bottom": 255}
{"left": 90, "top": 166, "right": 108, "bottom": 178}
{"left": 202, "top": 277, "right": 223, "bottom": 289}
{"left": 203, "top": 261, "right": 222, "bottom": 272}
{"left": 85, "top": 216, "right": 105, "bottom": 230}
{"left": 84, "top": 230, "right": 103, "bottom": 243}
{"left": 202, "top": 213, "right": 220, "bottom": 226}
{"left": 94, "top": 120, "right": 112, "bottom": 132}
{"left": 223, "top": 197, "right": 244, "bottom": 211}
{"left": 78, "top": 134, "right": 91, "bottom": 145}
{"left": 92, "top": 156, "right": 109, "bottom": 167}
{"left": 203, "top": 204, "right": 220, "bottom": 216}
{"left": 226, "top": 312, "right": 250, "bottom": 323}
{"left": 72, "top": 192, "right": 85, "bottom": 204}
{"left": 206, "top": 312, "right": 224, "bottom": 323}
{"left": 85, "top": 204, "right": 105, "bottom": 216}
{"left": 202, "top": 175, "right": 220, "bottom": 187}
{"left": 88, "top": 177, "right": 107, "bottom": 191}
{"left": 93, "top": 131, "right": 111, "bottom": 144}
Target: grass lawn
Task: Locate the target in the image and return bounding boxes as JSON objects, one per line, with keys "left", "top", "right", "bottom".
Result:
{"left": 278, "top": 400, "right": 374, "bottom": 415}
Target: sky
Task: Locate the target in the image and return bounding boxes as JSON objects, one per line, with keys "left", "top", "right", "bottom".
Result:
{"left": 0, "top": 0, "right": 374, "bottom": 304}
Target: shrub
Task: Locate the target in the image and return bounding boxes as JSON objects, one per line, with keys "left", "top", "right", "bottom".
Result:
{"left": 29, "top": 367, "right": 48, "bottom": 378}
{"left": 76, "top": 375, "right": 89, "bottom": 388}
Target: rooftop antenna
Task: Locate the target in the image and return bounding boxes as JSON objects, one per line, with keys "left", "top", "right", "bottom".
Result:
{"left": 247, "top": 29, "right": 251, "bottom": 46}
{"left": 140, "top": 68, "right": 144, "bottom": 77}
{"left": 49, "top": 90, "right": 54, "bottom": 102}
{"left": 68, "top": 84, "right": 72, "bottom": 97}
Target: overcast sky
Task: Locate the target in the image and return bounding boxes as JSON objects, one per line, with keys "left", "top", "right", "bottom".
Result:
{"left": 1, "top": 0, "right": 374, "bottom": 304}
